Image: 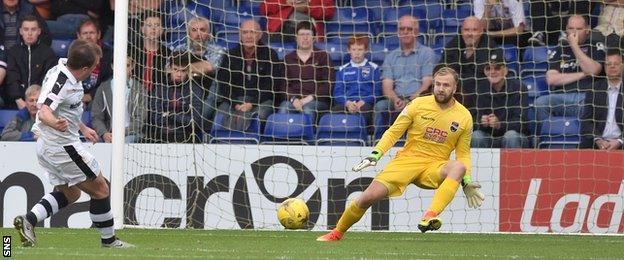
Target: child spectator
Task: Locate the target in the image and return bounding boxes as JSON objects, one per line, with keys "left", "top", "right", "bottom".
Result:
{"left": 332, "top": 34, "right": 381, "bottom": 131}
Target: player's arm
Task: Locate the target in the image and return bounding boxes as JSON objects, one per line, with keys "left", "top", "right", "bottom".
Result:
{"left": 353, "top": 104, "right": 413, "bottom": 171}
{"left": 79, "top": 121, "right": 99, "bottom": 143}
{"left": 38, "top": 105, "right": 68, "bottom": 132}
{"left": 375, "top": 107, "right": 413, "bottom": 154}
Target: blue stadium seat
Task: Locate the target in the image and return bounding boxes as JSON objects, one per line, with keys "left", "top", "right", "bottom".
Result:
{"left": 186, "top": 1, "right": 213, "bottom": 20}
{"left": 237, "top": 0, "right": 262, "bottom": 16}
{"left": 369, "top": 42, "right": 389, "bottom": 64}
{"left": 396, "top": 0, "right": 427, "bottom": 6}
{"left": 263, "top": 113, "right": 314, "bottom": 144}
{"left": 316, "top": 114, "right": 367, "bottom": 146}
{"left": 164, "top": 31, "right": 187, "bottom": 50}
{"left": 190, "top": 0, "right": 233, "bottom": 22}
{"left": 210, "top": 111, "right": 261, "bottom": 144}
{"left": 221, "top": 12, "right": 256, "bottom": 31}
{"left": 538, "top": 116, "right": 580, "bottom": 149}
{"left": 522, "top": 73, "right": 548, "bottom": 98}
{"left": 0, "top": 110, "right": 19, "bottom": 133}
{"left": 502, "top": 44, "right": 520, "bottom": 76}
{"left": 351, "top": 0, "right": 392, "bottom": 22}
{"left": 522, "top": 46, "right": 551, "bottom": 71}
{"left": 268, "top": 42, "right": 296, "bottom": 61}
{"left": 523, "top": 105, "right": 537, "bottom": 139}
{"left": 314, "top": 41, "right": 348, "bottom": 64}
{"left": 325, "top": 7, "right": 376, "bottom": 38}
{"left": 441, "top": 6, "right": 472, "bottom": 32}
{"left": 215, "top": 30, "right": 240, "bottom": 49}
{"left": 396, "top": 1, "right": 442, "bottom": 28}
{"left": 162, "top": 4, "right": 194, "bottom": 31}
{"left": 380, "top": 7, "right": 429, "bottom": 35}
{"left": 81, "top": 110, "right": 92, "bottom": 128}
{"left": 51, "top": 39, "right": 72, "bottom": 58}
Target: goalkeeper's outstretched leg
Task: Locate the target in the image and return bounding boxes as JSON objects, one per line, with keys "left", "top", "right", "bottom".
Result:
{"left": 316, "top": 181, "right": 388, "bottom": 242}
{"left": 419, "top": 160, "right": 485, "bottom": 233}
{"left": 418, "top": 160, "right": 465, "bottom": 233}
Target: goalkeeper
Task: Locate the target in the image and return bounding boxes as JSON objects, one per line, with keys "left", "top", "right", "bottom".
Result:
{"left": 317, "top": 67, "right": 484, "bottom": 241}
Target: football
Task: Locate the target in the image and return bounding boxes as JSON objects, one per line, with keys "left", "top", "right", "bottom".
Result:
{"left": 277, "top": 198, "right": 309, "bottom": 229}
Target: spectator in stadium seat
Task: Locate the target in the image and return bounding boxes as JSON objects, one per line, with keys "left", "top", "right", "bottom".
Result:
{"left": 374, "top": 15, "right": 434, "bottom": 127}
{"left": 474, "top": 0, "right": 530, "bottom": 48}
{"left": 0, "top": 0, "right": 51, "bottom": 49}
{"left": 174, "top": 16, "right": 224, "bottom": 85}
{"left": 0, "top": 84, "right": 39, "bottom": 141}
{"left": 45, "top": 0, "right": 105, "bottom": 39}
{"left": 173, "top": 16, "right": 225, "bottom": 132}
{"left": 216, "top": 19, "right": 282, "bottom": 126}
{"left": 145, "top": 52, "right": 203, "bottom": 143}
{"left": 91, "top": 56, "right": 147, "bottom": 143}
{"left": 279, "top": 21, "right": 333, "bottom": 122}
{"left": 118, "top": 0, "right": 162, "bottom": 44}
{"left": 260, "top": 0, "right": 335, "bottom": 43}
{"left": 438, "top": 16, "right": 504, "bottom": 111}
{"left": 471, "top": 54, "right": 529, "bottom": 148}
{"left": 130, "top": 11, "right": 170, "bottom": 93}
{"left": 332, "top": 34, "right": 381, "bottom": 132}
{"left": 4, "top": 15, "right": 55, "bottom": 110}
{"left": 75, "top": 18, "right": 113, "bottom": 109}
{"left": 580, "top": 49, "right": 624, "bottom": 150}
{"left": 590, "top": 0, "right": 624, "bottom": 49}
{"left": 527, "top": 0, "right": 592, "bottom": 46}
{"left": 535, "top": 15, "right": 604, "bottom": 134}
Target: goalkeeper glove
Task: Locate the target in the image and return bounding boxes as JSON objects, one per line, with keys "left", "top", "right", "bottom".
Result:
{"left": 352, "top": 151, "right": 382, "bottom": 172}
{"left": 461, "top": 176, "right": 484, "bottom": 209}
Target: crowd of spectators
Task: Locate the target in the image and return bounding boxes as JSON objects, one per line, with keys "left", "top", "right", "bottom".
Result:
{"left": 0, "top": 0, "right": 621, "bottom": 149}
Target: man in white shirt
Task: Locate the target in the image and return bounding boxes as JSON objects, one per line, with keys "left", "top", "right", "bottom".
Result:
{"left": 13, "top": 39, "right": 134, "bottom": 248}
{"left": 591, "top": 0, "right": 624, "bottom": 49}
{"left": 474, "top": 0, "right": 530, "bottom": 47}
{"left": 580, "top": 49, "right": 624, "bottom": 149}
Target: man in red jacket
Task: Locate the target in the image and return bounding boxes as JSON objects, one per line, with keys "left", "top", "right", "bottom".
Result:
{"left": 260, "top": 0, "right": 335, "bottom": 43}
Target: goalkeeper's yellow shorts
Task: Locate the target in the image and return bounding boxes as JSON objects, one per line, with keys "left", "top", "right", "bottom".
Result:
{"left": 374, "top": 156, "right": 447, "bottom": 197}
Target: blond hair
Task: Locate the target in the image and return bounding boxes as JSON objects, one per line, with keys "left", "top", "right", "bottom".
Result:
{"left": 25, "top": 84, "right": 42, "bottom": 97}
{"left": 434, "top": 67, "right": 459, "bottom": 85}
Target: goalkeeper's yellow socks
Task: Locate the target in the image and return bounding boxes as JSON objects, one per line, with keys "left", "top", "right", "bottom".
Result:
{"left": 335, "top": 200, "right": 367, "bottom": 233}
{"left": 427, "top": 178, "right": 460, "bottom": 215}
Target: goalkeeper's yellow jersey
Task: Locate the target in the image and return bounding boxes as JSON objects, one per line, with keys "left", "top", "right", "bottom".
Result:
{"left": 374, "top": 95, "right": 474, "bottom": 177}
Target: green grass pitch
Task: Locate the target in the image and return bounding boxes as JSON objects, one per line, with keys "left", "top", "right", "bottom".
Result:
{"left": 3, "top": 228, "right": 622, "bottom": 259}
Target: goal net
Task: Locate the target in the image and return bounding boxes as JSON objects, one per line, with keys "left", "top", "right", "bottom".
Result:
{"left": 117, "top": 0, "right": 624, "bottom": 234}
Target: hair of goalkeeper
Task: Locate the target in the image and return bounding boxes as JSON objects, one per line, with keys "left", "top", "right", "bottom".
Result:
{"left": 433, "top": 67, "right": 459, "bottom": 86}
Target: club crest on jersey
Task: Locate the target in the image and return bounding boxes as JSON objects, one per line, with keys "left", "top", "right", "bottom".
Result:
{"left": 361, "top": 67, "right": 370, "bottom": 77}
{"left": 450, "top": 121, "right": 459, "bottom": 132}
